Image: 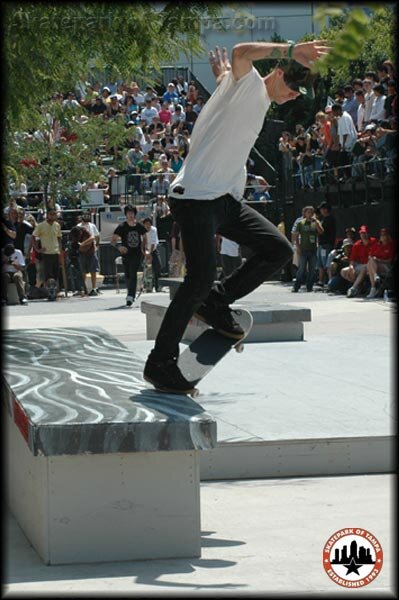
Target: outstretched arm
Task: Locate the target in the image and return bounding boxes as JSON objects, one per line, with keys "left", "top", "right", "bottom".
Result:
{"left": 231, "top": 40, "right": 332, "bottom": 80}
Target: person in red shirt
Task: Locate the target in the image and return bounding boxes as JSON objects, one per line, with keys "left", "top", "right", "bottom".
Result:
{"left": 341, "top": 224, "right": 377, "bottom": 297}
{"left": 366, "top": 228, "right": 396, "bottom": 298}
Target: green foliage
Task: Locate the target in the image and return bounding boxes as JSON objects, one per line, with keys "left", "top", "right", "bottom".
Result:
{"left": 315, "top": 5, "right": 395, "bottom": 89}
{"left": 4, "top": 3, "right": 223, "bottom": 130}
{"left": 6, "top": 107, "right": 131, "bottom": 206}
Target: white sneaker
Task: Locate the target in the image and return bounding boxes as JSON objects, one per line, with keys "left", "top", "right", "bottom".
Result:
{"left": 366, "top": 287, "right": 378, "bottom": 299}
{"left": 347, "top": 286, "right": 358, "bottom": 298}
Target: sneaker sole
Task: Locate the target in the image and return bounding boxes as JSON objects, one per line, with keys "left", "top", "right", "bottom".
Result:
{"left": 143, "top": 374, "right": 195, "bottom": 395}
{"left": 193, "top": 313, "right": 245, "bottom": 340}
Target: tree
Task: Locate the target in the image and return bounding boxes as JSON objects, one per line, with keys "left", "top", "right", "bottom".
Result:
{"left": 3, "top": 3, "right": 224, "bottom": 130}
{"left": 6, "top": 104, "right": 131, "bottom": 207}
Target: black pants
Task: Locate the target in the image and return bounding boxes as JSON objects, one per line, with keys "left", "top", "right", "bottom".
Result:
{"left": 152, "top": 194, "right": 293, "bottom": 360}
{"left": 123, "top": 253, "right": 142, "bottom": 298}
{"left": 151, "top": 249, "right": 162, "bottom": 291}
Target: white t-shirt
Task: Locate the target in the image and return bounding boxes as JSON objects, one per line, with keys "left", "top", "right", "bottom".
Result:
{"left": 337, "top": 111, "right": 358, "bottom": 151}
{"left": 3, "top": 248, "right": 25, "bottom": 273}
{"left": 169, "top": 67, "right": 270, "bottom": 201}
{"left": 220, "top": 237, "right": 240, "bottom": 257}
{"left": 145, "top": 225, "right": 159, "bottom": 251}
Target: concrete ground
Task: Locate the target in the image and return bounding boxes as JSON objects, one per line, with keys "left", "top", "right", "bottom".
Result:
{"left": 2, "top": 282, "right": 396, "bottom": 597}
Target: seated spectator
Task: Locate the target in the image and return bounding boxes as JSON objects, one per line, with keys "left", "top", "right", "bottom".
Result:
{"left": 341, "top": 225, "right": 377, "bottom": 297}
{"left": 366, "top": 228, "right": 396, "bottom": 298}
{"left": 158, "top": 102, "right": 173, "bottom": 126}
{"left": 141, "top": 99, "right": 159, "bottom": 125}
{"left": 89, "top": 96, "right": 107, "bottom": 116}
{"left": 151, "top": 173, "right": 169, "bottom": 197}
{"left": 63, "top": 92, "right": 81, "bottom": 110}
{"left": 171, "top": 104, "right": 186, "bottom": 133}
{"left": 1, "top": 243, "right": 29, "bottom": 305}
{"left": 193, "top": 96, "right": 205, "bottom": 114}
{"left": 131, "top": 83, "right": 145, "bottom": 106}
{"left": 162, "top": 83, "right": 179, "bottom": 105}
{"left": 106, "top": 95, "right": 122, "bottom": 117}
{"left": 148, "top": 115, "right": 165, "bottom": 136}
{"left": 327, "top": 238, "right": 353, "bottom": 294}
{"left": 170, "top": 148, "right": 184, "bottom": 173}
{"left": 183, "top": 102, "right": 198, "bottom": 133}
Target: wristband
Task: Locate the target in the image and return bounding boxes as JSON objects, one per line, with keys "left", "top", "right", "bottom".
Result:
{"left": 287, "top": 42, "right": 295, "bottom": 59}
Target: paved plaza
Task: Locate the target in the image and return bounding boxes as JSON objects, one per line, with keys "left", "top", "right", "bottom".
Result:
{"left": 3, "top": 282, "right": 396, "bottom": 596}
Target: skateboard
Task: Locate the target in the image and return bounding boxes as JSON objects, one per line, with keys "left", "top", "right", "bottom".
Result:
{"left": 47, "top": 278, "right": 58, "bottom": 301}
{"left": 152, "top": 308, "right": 253, "bottom": 398}
{"left": 143, "top": 260, "right": 153, "bottom": 293}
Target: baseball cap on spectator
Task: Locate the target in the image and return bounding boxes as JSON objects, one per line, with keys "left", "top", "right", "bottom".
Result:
{"left": 102, "top": 87, "right": 111, "bottom": 93}
{"left": 365, "top": 123, "right": 377, "bottom": 131}
{"left": 127, "top": 121, "right": 136, "bottom": 126}
{"left": 342, "top": 238, "right": 354, "bottom": 248}
{"left": 276, "top": 59, "right": 317, "bottom": 99}
{"left": 359, "top": 225, "right": 369, "bottom": 234}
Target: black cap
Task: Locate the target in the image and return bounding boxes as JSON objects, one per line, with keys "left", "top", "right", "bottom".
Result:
{"left": 277, "top": 60, "right": 317, "bottom": 99}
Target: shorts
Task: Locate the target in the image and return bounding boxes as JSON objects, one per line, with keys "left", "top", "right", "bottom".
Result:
{"left": 353, "top": 262, "right": 367, "bottom": 276}
{"left": 317, "top": 245, "right": 333, "bottom": 269}
{"left": 80, "top": 252, "right": 97, "bottom": 274}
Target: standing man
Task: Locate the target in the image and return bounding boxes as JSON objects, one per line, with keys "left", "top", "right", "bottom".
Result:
{"left": 78, "top": 212, "right": 101, "bottom": 296}
{"left": 144, "top": 40, "right": 331, "bottom": 392}
{"left": 315, "top": 201, "right": 336, "bottom": 287}
{"left": 111, "top": 205, "right": 146, "bottom": 307}
{"left": 32, "top": 208, "right": 62, "bottom": 295}
{"left": 291, "top": 206, "right": 324, "bottom": 293}
{"left": 143, "top": 217, "right": 162, "bottom": 292}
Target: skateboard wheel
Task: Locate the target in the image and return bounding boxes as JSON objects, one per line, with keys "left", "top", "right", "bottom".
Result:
{"left": 190, "top": 388, "right": 200, "bottom": 398}
{"left": 235, "top": 343, "right": 244, "bottom": 353}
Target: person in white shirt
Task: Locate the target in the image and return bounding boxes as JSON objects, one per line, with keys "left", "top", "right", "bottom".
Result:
{"left": 355, "top": 89, "right": 366, "bottom": 132}
{"left": 78, "top": 212, "right": 101, "bottom": 296}
{"left": 362, "top": 79, "right": 375, "bottom": 123}
{"left": 144, "top": 40, "right": 332, "bottom": 393}
{"left": 1, "top": 243, "right": 28, "bottom": 305}
{"left": 217, "top": 235, "right": 242, "bottom": 277}
{"left": 331, "top": 104, "right": 358, "bottom": 151}
{"left": 141, "top": 100, "right": 159, "bottom": 125}
{"left": 369, "top": 84, "right": 386, "bottom": 122}
{"left": 143, "top": 217, "right": 162, "bottom": 292}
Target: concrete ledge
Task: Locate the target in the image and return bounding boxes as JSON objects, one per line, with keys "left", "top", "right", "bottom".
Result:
{"left": 141, "top": 295, "right": 311, "bottom": 343}
{"left": 3, "top": 327, "right": 216, "bottom": 564}
{"left": 200, "top": 436, "right": 395, "bottom": 480}
{"left": 3, "top": 327, "right": 216, "bottom": 455}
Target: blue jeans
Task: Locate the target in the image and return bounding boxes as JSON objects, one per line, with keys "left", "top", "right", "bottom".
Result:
{"left": 294, "top": 249, "right": 317, "bottom": 291}
{"left": 151, "top": 194, "right": 293, "bottom": 360}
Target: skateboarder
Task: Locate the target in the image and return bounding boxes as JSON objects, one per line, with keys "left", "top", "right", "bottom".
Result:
{"left": 144, "top": 40, "right": 331, "bottom": 392}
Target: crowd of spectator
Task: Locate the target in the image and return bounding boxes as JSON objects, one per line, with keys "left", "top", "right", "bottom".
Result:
{"left": 278, "top": 59, "right": 397, "bottom": 196}
{"left": 289, "top": 201, "right": 396, "bottom": 299}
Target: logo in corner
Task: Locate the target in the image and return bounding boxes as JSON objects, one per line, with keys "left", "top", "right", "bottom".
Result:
{"left": 323, "top": 528, "right": 383, "bottom": 588}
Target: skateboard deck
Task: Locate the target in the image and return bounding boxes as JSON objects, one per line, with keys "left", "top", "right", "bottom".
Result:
{"left": 47, "top": 278, "right": 58, "bottom": 301}
{"left": 152, "top": 308, "right": 253, "bottom": 398}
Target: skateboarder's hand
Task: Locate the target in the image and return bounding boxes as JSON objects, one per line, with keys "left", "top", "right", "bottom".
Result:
{"left": 209, "top": 46, "right": 231, "bottom": 84}
{"left": 119, "top": 245, "right": 128, "bottom": 254}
